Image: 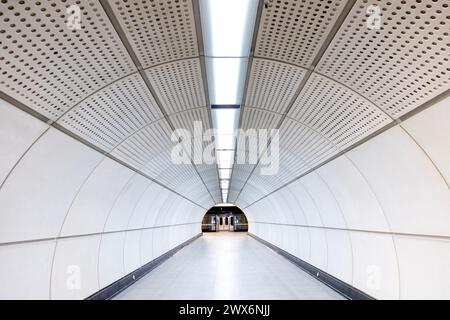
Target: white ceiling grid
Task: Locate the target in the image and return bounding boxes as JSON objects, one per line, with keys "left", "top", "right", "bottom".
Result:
{"left": 109, "top": 0, "right": 199, "bottom": 68}
{"left": 0, "top": 0, "right": 217, "bottom": 207}
{"left": 0, "top": 0, "right": 136, "bottom": 120}
{"left": 232, "top": 0, "right": 450, "bottom": 207}
{"left": 245, "top": 59, "right": 307, "bottom": 114}
{"left": 145, "top": 58, "right": 207, "bottom": 114}
{"left": 255, "top": 0, "right": 348, "bottom": 68}
{"left": 317, "top": 0, "right": 450, "bottom": 118}
{"left": 1, "top": 0, "right": 449, "bottom": 209}
{"left": 59, "top": 73, "right": 163, "bottom": 151}
{"left": 287, "top": 73, "right": 391, "bottom": 150}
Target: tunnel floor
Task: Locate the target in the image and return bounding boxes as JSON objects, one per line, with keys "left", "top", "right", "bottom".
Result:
{"left": 114, "top": 232, "right": 344, "bottom": 300}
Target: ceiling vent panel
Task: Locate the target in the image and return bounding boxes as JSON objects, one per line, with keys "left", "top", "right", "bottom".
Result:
{"left": 245, "top": 59, "right": 307, "bottom": 114}
{"left": 317, "top": 0, "right": 450, "bottom": 118}
{"left": 145, "top": 58, "right": 207, "bottom": 114}
{"left": 109, "top": 0, "right": 199, "bottom": 68}
{"left": 255, "top": 0, "right": 347, "bottom": 68}
{"left": 111, "top": 120, "right": 174, "bottom": 171}
{"left": 240, "top": 107, "right": 283, "bottom": 131}
{"left": 0, "top": 0, "right": 136, "bottom": 120}
{"left": 288, "top": 73, "right": 391, "bottom": 149}
{"left": 281, "top": 118, "right": 338, "bottom": 167}
{"left": 59, "top": 74, "right": 163, "bottom": 151}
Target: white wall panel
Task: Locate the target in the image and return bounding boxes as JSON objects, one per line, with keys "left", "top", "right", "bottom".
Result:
{"left": 123, "top": 230, "right": 142, "bottom": 275}
{"left": 350, "top": 232, "right": 399, "bottom": 300}
{"left": 0, "top": 128, "right": 103, "bottom": 243}
{"left": 51, "top": 235, "right": 101, "bottom": 300}
{"left": 290, "top": 180, "right": 324, "bottom": 227}
{"left": 325, "top": 229, "right": 353, "bottom": 285}
{"left": 300, "top": 173, "right": 346, "bottom": 228}
{"left": 402, "top": 96, "right": 450, "bottom": 186}
{"left": 128, "top": 184, "right": 165, "bottom": 230}
{"left": 140, "top": 229, "right": 154, "bottom": 265}
{"left": 61, "top": 158, "right": 134, "bottom": 236}
{"left": 348, "top": 126, "right": 450, "bottom": 236}
{"left": 0, "top": 99, "right": 48, "bottom": 185}
{"left": 395, "top": 236, "right": 450, "bottom": 300}
{"left": 308, "top": 228, "right": 328, "bottom": 272}
{"left": 317, "top": 156, "right": 389, "bottom": 232}
{"left": 104, "top": 174, "right": 150, "bottom": 232}
{"left": 296, "top": 227, "right": 311, "bottom": 263}
{"left": 98, "top": 232, "right": 126, "bottom": 288}
{"left": 0, "top": 240, "right": 55, "bottom": 300}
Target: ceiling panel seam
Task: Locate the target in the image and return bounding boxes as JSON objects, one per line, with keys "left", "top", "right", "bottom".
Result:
{"left": 241, "top": 89, "right": 450, "bottom": 209}
{"left": 99, "top": 0, "right": 216, "bottom": 204}
{"left": 0, "top": 90, "right": 208, "bottom": 210}
{"left": 229, "top": 0, "right": 266, "bottom": 202}
{"left": 192, "top": 0, "right": 221, "bottom": 203}
{"left": 233, "top": 0, "right": 359, "bottom": 203}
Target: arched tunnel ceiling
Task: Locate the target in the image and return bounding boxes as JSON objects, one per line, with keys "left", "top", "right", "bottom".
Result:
{"left": 1, "top": 0, "right": 449, "bottom": 210}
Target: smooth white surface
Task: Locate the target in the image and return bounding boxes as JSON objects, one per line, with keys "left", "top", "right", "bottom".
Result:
{"left": 104, "top": 174, "right": 150, "bottom": 232}
{"left": 61, "top": 158, "right": 134, "bottom": 236}
{"left": 115, "top": 233, "right": 344, "bottom": 300}
{"left": 51, "top": 235, "right": 101, "bottom": 300}
{"left": 395, "top": 236, "right": 450, "bottom": 300}
{"left": 317, "top": 156, "right": 389, "bottom": 231}
{"left": 0, "top": 128, "right": 103, "bottom": 243}
{"left": 0, "top": 100, "right": 48, "bottom": 185}
{"left": 402, "top": 96, "right": 450, "bottom": 186}
{"left": 348, "top": 126, "right": 450, "bottom": 236}
{"left": 0, "top": 240, "right": 55, "bottom": 300}
{"left": 98, "top": 232, "right": 126, "bottom": 288}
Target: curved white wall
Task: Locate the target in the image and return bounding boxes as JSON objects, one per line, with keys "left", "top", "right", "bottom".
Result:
{"left": 0, "top": 99, "right": 205, "bottom": 299}
{"left": 244, "top": 97, "right": 450, "bottom": 300}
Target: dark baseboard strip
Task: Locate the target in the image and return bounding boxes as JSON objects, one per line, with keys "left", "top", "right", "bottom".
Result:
{"left": 248, "top": 233, "right": 375, "bottom": 301}
{"left": 86, "top": 233, "right": 202, "bottom": 300}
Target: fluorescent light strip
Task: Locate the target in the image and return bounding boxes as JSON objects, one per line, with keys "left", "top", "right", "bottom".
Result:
{"left": 201, "top": 0, "right": 259, "bottom": 203}
{"left": 200, "top": 0, "right": 259, "bottom": 57}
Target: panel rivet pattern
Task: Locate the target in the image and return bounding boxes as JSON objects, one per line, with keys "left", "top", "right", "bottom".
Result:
{"left": 255, "top": 0, "right": 347, "bottom": 68}
{"left": 288, "top": 73, "right": 391, "bottom": 149}
{"left": 0, "top": 0, "right": 136, "bottom": 120}
{"left": 59, "top": 74, "right": 163, "bottom": 151}
{"left": 145, "top": 58, "right": 207, "bottom": 114}
{"left": 317, "top": 0, "right": 450, "bottom": 118}
{"left": 110, "top": 0, "right": 199, "bottom": 68}
{"left": 245, "top": 59, "right": 307, "bottom": 114}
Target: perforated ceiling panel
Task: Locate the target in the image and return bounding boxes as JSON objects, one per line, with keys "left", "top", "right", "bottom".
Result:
{"left": 59, "top": 73, "right": 163, "bottom": 151}
{"left": 146, "top": 58, "right": 207, "bottom": 115}
{"left": 245, "top": 59, "right": 307, "bottom": 114}
{"left": 111, "top": 120, "right": 174, "bottom": 173}
{"left": 0, "top": 0, "right": 136, "bottom": 120}
{"left": 169, "top": 107, "right": 211, "bottom": 132}
{"left": 255, "top": 0, "right": 347, "bottom": 68}
{"left": 287, "top": 73, "right": 392, "bottom": 150}
{"left": 169, "top": 107, "right": 219, "bottom": 203}
{"left": 317, "top": 0, "right": 450, "bottom": 118}
{"left": 109, "top": 0, "right": 199, "bottom": 69}
{"left": 277, "top": 118, "right": 338, "bottom": 172}
{"left": 240, "top": 107, "right": 283, "bottom": 131}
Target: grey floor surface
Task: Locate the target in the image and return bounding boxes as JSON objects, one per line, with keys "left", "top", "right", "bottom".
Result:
{"left": 114, "top": 232, "right": 344, "bottom": 300}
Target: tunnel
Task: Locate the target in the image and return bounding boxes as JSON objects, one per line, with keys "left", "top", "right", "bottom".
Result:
{"left": 0, "top": 0, "right": 449, "bottom": 301}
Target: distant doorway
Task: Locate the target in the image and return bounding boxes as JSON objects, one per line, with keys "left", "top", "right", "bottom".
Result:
{"left": 202, "top": 206, "right": 248, "bottom": 233}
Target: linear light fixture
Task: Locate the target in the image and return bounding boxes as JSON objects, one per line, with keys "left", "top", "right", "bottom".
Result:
{"left": 200, "top": 0, "right": 259, "bottom": 203}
